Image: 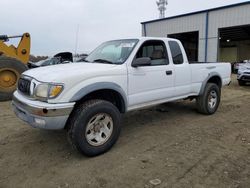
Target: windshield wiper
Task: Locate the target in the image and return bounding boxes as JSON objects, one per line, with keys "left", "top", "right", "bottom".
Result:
{"left": 93, "top": 59, "right": 114, "bottom": 64}
{"left": 82, "top": 59, "right": 89, "bottom": 62}
{"left": 76, "top": 59, "right": 89, "bottom": 63}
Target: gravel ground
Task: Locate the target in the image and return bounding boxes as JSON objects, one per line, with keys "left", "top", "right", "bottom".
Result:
{"left": 0, "top": 75, "right": 249, "bottom": 188}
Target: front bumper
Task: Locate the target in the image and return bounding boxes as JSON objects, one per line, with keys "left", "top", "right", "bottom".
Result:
{"left": 237, "top": 73, "right": 250, "bottom": 82}
{"left": 12, "top": 91, "right": 75, "bottom": 130}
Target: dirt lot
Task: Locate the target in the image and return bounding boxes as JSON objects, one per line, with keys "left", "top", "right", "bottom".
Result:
{"left": 0, "top": 75, "right": 250, "bottom": 188}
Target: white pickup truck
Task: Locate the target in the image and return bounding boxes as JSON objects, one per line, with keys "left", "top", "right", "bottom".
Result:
{"left": 12, "top": 37, "right": 231, "bottom": 156}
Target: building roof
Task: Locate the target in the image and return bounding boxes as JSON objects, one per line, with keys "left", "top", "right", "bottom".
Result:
{"left": 141, "top": 1, "right": 250, "bottom": 24}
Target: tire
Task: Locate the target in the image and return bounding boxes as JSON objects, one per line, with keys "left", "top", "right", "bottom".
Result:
{"left": 196, "top": 83, "right": 221, "bottom": 115}
{"left": 67, "top": 100, "right": 121, "bottom": 157}
{"left": 238, "top": 80, "right": 246, "bottom": 86}
{"left": 0, "top": 56, "right": 28, "bottom": 101}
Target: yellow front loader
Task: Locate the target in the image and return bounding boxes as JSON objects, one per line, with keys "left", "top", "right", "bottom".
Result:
{"left": 0, "top": 33, "right": 31, "bottom": 101}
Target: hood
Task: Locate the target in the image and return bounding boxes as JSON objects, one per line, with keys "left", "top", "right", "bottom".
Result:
{"left": 239, "top": 62, "right": 250, "bottom": 71}
{"left": 23, "top": 63, "right": 122, "bottom": 83}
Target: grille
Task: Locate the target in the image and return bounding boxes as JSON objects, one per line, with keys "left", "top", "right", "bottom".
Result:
{"left": 242, "top": 76, "right": 250, "bottom": 81}
{"left": 18, "top": 78, "right": 31, "bottom": 96}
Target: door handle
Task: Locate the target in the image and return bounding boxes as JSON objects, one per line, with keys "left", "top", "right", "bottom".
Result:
{"left": 206, "top": 66, "right": 216, "bottom": 69}
{"left": 166, "top": 70, "right": 172, "bottom": 75}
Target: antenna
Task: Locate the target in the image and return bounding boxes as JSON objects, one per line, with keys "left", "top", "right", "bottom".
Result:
{"left": 156, "top": 0, "right": 168, "bottom": 19}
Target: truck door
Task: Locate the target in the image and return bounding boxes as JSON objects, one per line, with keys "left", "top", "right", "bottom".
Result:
{"left": 168, "top": 40, "right": 191, "bottom": 97}
{"left": 127, "top": 40, "right": 175, "bottom": 108}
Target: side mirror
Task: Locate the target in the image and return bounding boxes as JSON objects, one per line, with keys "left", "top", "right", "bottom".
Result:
{"left": 132, "top": 57, "right": 151, "bottom": 67}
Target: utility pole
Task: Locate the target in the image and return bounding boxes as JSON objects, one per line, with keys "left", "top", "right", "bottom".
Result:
{"left": 74, "top": 24, "right": 80, "bottom": 56}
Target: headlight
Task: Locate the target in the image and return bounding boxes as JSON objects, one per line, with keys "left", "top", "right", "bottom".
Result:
{"left": 34, "top": 83, "right": 63, "bottom": 100}
{"left": 35, "top": 84, "right": 49, "bottom": 98}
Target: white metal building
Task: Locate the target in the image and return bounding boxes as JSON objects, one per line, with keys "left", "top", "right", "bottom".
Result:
{"left": 141, "top": 2, "right": 250, "bottom": 63}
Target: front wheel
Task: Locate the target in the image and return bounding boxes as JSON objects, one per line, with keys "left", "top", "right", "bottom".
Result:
{"left": 238, "top": 80, "right": 246, "bottom": 86}
{"left": 67, "top": 100, "right": 121, "bottom": 157}
{"left": 196, "top": 83, "right": 221, "bottom": 115}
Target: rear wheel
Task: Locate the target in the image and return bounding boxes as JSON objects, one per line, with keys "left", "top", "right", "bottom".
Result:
{"left": 0, "top": 56, "right": 27, "bottom": 101}
{"left": 196, "top": 83, "right": 221, "bottom": 115}
{"left": 67, "top": 100, "right": 121, "bottom": 157}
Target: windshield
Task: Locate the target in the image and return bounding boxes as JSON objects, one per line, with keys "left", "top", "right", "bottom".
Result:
{"left": 85, "top": 39, "right": 139, "bottom": 64}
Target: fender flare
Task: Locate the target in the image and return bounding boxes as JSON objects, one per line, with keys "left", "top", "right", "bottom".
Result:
{"left": 70, "top": 82, "right": 128, "bottom": 110}
{"left": 199, "top": 72, "right": 222, "bottom": 96}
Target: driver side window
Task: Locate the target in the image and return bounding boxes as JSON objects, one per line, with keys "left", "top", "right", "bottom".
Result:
{"left": 136, "top": 40, "right": 169, "bottom": 66}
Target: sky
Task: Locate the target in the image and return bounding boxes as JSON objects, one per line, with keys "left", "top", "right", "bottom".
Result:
{"left": 1, "top": 0, "right": 248, "bottom": 56}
